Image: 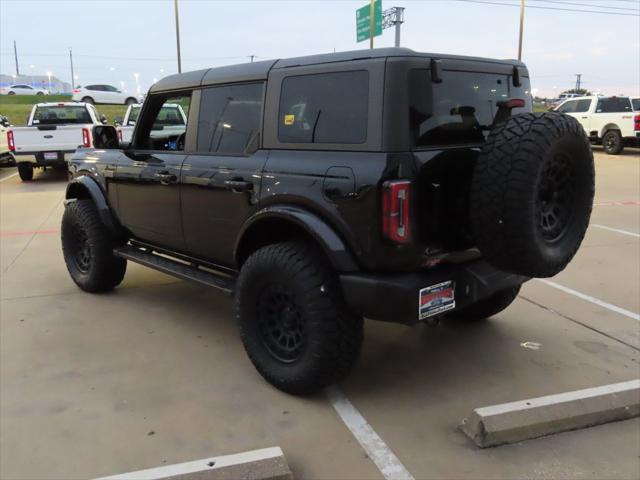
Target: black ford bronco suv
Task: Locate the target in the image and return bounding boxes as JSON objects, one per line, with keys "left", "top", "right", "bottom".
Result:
{"left": 62, "top": 48, "right": 594, "bottom": 394}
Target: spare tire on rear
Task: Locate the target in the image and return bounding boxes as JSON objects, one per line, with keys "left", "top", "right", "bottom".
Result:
{"left": 470, "top": 112, "right": 594, "bottom": 278}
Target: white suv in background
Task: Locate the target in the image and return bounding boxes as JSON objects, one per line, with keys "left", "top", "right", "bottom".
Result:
{"left": 71, "top": 84, "right": 140, "bottom": 105}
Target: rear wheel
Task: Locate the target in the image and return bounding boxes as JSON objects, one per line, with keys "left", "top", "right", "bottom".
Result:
{"left": 81, "top": 96, "right": 94, "bottom": 105}
{"left": 602, "top": 130, "right": 623, "bottom": 155}
{"left": 125, "top": 97, "right": 137, "bottom": 106}
{"left": 61, "top": 199, "right": 127, "bottom": 292}
{"left": 17, "top": 162, "right": 33, "bottom": 181}
{"left": 448, "top": 285, "right": 521, "bottom": 321}
{"left": 7, "top": 91, "right": 15, "bottom": 96}
{"left": 236, "top": 242, "right": 363, "bottom": 395}
{"left": 36, "top": 91, "right": 44, "bottom": 96}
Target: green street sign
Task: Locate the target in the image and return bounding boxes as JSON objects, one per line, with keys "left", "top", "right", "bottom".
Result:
{"left": 356, "top": 0, "right": 382, "bottom": 43}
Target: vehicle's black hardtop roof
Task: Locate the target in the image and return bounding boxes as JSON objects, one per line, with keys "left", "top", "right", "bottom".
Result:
{"left": 150, "top": 47, "right": 526, "bottom": 93}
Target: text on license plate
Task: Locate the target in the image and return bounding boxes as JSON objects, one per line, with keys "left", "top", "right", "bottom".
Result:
{"left": 419, "top": 280, "right": 455, "bottom": 319}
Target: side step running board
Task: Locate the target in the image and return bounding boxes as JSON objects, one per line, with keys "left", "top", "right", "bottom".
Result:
{"left": 114, "top": 245, "right": 235, "bottom": 295}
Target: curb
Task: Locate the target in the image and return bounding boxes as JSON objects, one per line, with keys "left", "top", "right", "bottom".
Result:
{"left": 460, "top": 379, "right": 640, "bottom": 448}
{"left": 96, "top": 446, "right": 293, "bottom": 480}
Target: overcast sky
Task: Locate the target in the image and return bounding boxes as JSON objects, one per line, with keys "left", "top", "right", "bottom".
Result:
{"left": 1, "top": 0, "right": 638, "bottom": 97}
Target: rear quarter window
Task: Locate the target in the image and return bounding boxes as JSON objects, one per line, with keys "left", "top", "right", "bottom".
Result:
{"left": 278, "top": 70, "right": 369, "bottom": 144}
{"left": 596, "top": 97, "right": 632, "bottom": 113}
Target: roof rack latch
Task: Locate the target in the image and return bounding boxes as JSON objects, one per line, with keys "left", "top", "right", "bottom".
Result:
{"left": 430, "top": 59, "right": 443, "bottom": 84}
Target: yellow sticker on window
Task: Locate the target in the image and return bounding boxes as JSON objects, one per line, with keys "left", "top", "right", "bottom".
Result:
{"left": 284, "top": 114, "right": 295, "bottom": 125}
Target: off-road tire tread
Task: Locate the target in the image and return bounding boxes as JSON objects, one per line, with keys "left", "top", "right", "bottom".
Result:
{"left": 61, "top": 199, "right": 126, "bottom": 292}
{"left": 471, "top": 112, "right": 594, "bottom": 278}
{"left": 236, "top": 242, "right": 363, "bottom": 395}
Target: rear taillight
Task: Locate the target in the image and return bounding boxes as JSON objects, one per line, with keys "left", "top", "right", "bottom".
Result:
{"left": 382, "top": 180, "right": 411, "bottom": 243}
{"left": 82, "top": 128, "right": 91, "bottom": 147}
{"left": 634, "top": 115, "right": 640, "bottom": 131}
{"left": 7, "top": 130, "right": 15, "bottom": 151}
{"left": 72, "top": 89, "right": 81, "bottom": 94}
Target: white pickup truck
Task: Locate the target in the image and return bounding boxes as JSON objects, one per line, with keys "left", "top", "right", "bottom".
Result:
{"left": 116, "top": 103, "right": 187, "bottom": 143}
{"left": 555, "top": 96, "right": 639, "bottom": 155}
{"left": 9, "top": 102, "right": 105, "bottom": 181}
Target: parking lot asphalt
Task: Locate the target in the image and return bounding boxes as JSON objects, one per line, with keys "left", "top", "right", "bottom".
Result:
{"left": 1, "top": 148, "right": 639, "bottom": 480}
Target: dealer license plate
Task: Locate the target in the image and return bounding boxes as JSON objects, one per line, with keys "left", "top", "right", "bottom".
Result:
{"left": 44, "top": 152, "right": 58, "bottom": 160}
{"left": 419, "top": 280, "right": 455, "bottom": 319}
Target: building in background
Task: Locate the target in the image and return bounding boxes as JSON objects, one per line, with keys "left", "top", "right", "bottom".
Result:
{"left": 0, "top": 74, "right": 71, "bottom": 94}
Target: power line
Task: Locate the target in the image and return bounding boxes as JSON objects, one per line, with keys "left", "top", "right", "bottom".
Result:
{"left": 529, "top": 0, "right": 639, "bottom": 11}
{"left": 453, "top": 0, "right": 640, "bottom": 16}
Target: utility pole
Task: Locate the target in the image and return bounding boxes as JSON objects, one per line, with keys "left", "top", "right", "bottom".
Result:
{"left": 369, "top": 0, "right": 374, "bottom": 49}
{"left": 174, "top": 0, "right": 182, "bottom": 73}
{"left": 394, "top": 8, "right": 404, "bottom": 47}
{"left": 249, "top": 55, "right": 255, "bottom": 63}
{"left": 517, "top": 0, "right": 525, "bottom": 61}
{"left": 575, "top": 74, "right": 582, "bottom": 91}
{"left": 69, "top": 48, "right": 75, "bottom": 89}
{"left": 14, "top": 40, "right": 20, "bottom": 76}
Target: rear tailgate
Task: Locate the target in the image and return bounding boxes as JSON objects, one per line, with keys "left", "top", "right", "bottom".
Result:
{"left": 11, "top": 125, "right": 91, "bottom": 154}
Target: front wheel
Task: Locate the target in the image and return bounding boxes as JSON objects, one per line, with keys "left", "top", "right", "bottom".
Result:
{"left": 125, "top": 97, "right": 137, "bottom": 106}
{"left": 602, "top": 130, "right": 624, "bottom": 155}
{"left": 448, "top": 285, "right": 521, "bottom": 321}
{"left": 61, "top": 199, "right": 127, "bottom": 292}
{"left": 236, "top": 242, "right": 363, "bottom": 395}
{"left": 17, "top": 162, "right": 33, "bottom": 181}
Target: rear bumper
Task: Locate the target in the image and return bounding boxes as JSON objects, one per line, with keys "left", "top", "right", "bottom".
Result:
{"left": 340, "top": 260, "right": 528, "bottom": 325}
{"left": 14, "top": 150, "right": 74, "bottom": 165}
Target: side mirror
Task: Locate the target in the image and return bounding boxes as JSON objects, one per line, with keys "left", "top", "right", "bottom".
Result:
{"left": 92, "top": 125, "right": 119, "bottom": 149}
{"left": 100, "top": 115, "right": 108, "bottom": 125}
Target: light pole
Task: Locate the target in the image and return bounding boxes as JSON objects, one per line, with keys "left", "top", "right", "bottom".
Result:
{"left": 518, "top": 0, "right": 525, "bottom": 61}
{"left": 46, "top": 71, "right": 52, "bottom": 92}
{"left": 133, "top": 73, "right": 140, "bottom": 95}
{"left": 174, "top": 0, "right": 182, "bottom": 73}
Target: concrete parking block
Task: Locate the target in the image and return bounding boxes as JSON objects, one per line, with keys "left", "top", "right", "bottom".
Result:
{"left": 97, "top": 447, "right": 292, "bottom": 480}
{"left": 460, "top": 380, "right": 640, "bottom": 448}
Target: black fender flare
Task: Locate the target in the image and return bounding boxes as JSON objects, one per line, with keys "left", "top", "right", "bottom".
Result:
{"left": 234, "top": 205, "right": 359, "bottom": 272}
{"left": 65, "top": 175, "right": 121, "bottom": 236}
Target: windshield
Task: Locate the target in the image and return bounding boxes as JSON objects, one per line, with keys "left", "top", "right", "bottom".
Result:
{"left": 128, "top": 105, "right": 185, "bottom": 127}
{"left": 33, "top": 106, "right": 92, "bottom": 125}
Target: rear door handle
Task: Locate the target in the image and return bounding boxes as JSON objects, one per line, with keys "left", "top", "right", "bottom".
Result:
{"left": 155, "top": 170, "right": 177, "bottom": 185}
{"left": 224, "top": 179, "right": 253, "bottom": 192}
{"left": 581, "top": 116, "right": 588, "bottom": 119}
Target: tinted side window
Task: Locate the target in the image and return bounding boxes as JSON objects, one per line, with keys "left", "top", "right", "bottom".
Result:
{"left": 575, "top": 99, "right": 592, "bottom": 113}
{"left": 197, "top": 83, "right": 263, "bottom": 154}
{"left": 596, "top": 97, "right": 632, "bottom": 113}
{"left": 557, "top": 100, "right": 577, "bottom": 113}
{"left": 85, "top": 85, "right": 99, "bottom": 91}
{"left": 278, "top": 71, "right": 369, "bottom": 144}
{"left": 632, "top": 99, "right": 640, "bottom": 111}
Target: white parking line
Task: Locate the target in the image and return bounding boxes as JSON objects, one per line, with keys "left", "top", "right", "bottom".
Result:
{"left": 591, "top": 224, "right": 640, "bottom": 238}
{"left": 536, "top": 279, "right": 640, "bottom": 322}
{"left": 325, "top": 386, "right": 414, "bottom": 480}
{"left": 0, "top": 172, "right": 18, "bottom": 183}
